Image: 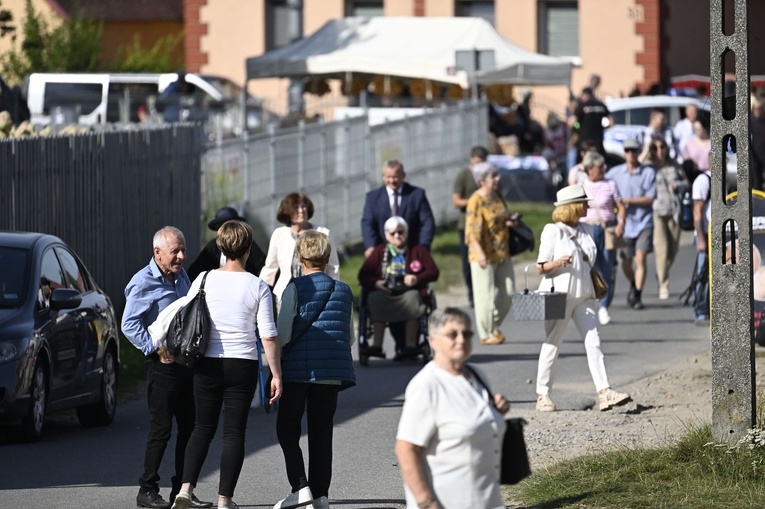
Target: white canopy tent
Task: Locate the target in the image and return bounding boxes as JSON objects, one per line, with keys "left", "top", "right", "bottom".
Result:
{"left": 245, "top": 17, "right": 572, "bottom": 88}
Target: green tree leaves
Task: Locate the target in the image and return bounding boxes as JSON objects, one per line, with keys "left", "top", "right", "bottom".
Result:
{"left": 111, "top": 32, "right": 184, "bottom": 73}
{"left": 1, "top": 0, "right": 102, "bottom": 83}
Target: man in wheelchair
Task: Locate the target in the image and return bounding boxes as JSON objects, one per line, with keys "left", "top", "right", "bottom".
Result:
{"left": 358, "top": 216, "right": 440, "bottom": 361}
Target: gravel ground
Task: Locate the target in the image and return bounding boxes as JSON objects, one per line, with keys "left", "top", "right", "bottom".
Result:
{"left": 517, "top": 349, "right": 716, "bottom": 470}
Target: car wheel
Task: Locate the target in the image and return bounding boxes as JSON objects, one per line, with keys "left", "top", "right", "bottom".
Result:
{"left": 76, "top": 346, "right": 117, "bottom": 427}
{"left": 18, "top": 360, "right": 47, "bottom": 442}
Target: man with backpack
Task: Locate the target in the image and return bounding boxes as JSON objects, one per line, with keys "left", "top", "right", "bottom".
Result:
{"left": 691, "top": 159, "right": 712, "bottom": 325}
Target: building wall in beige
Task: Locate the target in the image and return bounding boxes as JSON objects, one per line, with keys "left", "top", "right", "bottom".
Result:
{"left": 496, "top": 0, "right": 536, "bottom": 52}
{"left": 386, "top": 0, "right": 413, "bottom": 16}
{"left": 425, "top": 0, "right": 452, "bottom": 17}
{"left": 578, "top": 0, "right": 642, "bottom": 99}
{"left": 305, "top": 0, "right": 343, "bottom": 34}
{"left": 200, "top": 0, "right": 262, "bottom": 84}
{"left": 194, "top": 0, "right": 689, "bottom": 121}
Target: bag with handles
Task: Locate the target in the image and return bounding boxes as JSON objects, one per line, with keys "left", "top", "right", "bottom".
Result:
{"left": 511, "top": 264, "right": 566, "bottom": 321}
{"left": 166, "top": 272, "right": 211, "bottom": 368}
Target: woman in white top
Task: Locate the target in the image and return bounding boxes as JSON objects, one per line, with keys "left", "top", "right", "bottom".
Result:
{"left": 534, "top": 185, "right": 631, "bottom": 413}
{"left": 395, "top": 307, "right": 509, "bottom": 509}
{"left": 260, "top": 192, "right": 340, "bottom": 310}
{"left": 170, "top": 221, "right": 282, "bottom": 509}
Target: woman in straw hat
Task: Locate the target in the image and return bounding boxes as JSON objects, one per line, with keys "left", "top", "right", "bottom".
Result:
{"left": 534, "top": 184, "right": 631, "bottom": 412}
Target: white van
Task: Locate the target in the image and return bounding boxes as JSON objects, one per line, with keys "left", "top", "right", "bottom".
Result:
{"left": 25, "top": 72, "right": 263, "bottom": 135}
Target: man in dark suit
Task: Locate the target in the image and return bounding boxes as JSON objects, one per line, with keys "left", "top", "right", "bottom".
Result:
{"left": 187, "top": 206, "right": 267, "bottom": 280}
{"left": 360, "top": 160, "right": 435, "bottom": 360}
{"left": 361, "top": 160, "right": 435, "bottom": 258}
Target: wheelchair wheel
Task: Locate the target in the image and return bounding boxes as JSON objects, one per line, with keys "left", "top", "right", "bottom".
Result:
{"left": 420, "top": 341, "right": 431, "bottom": 364}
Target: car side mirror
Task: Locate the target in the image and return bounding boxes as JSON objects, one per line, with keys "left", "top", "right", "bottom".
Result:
{"left": 50, "top": 288, "right": 82, "bottom": 311}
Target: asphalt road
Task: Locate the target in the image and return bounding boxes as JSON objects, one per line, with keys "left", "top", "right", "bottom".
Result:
{"left": 0, "top": 237, "right": 710, "bottom": 509}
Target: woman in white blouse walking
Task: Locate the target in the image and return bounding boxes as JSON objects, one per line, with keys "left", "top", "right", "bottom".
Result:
{"left": 534, "top": 185, "right": 631, "bottom": 413}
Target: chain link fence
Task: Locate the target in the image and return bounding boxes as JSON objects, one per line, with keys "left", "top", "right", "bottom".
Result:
{"left": 201, "top": 100, "right": 489, "bottom": 251}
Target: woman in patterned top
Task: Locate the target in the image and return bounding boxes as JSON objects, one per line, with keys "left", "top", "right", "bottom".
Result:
{"left": 465, "top": 162, "right": 518, "bottom": 345}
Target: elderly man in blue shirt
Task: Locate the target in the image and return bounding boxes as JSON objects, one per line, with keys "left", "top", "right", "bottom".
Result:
{"left": 122, "top": 226, "right": 211, "bottom": 509}
{"left": 606, "top": 138, "right": 657, "bottom": 310}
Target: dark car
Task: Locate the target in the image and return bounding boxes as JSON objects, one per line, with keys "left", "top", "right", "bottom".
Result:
{"left": 0, "top": 232, "right": 119, "bottom": 441}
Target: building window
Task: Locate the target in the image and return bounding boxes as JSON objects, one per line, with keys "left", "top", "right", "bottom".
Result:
{"left": 455, "top": 1, "right": 495, "bottom": 26}
{"left": 539, "top": 1, "right": 579, "bottom": 58}
{"left": 266, "top": 0, "right": 292, "bottom": 51}
{"left": 346, "top": 0, "right": 384, "bottom": 17}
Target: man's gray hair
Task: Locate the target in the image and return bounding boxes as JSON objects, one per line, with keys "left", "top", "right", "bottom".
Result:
{"left": 153, "top": 226, "right": 185, "bottom": 249}
{"left": 428, "top": 307, "right": 472, "bottom": 335}
{"left": 383, "top": 159, "right": 404, "bottom": 173}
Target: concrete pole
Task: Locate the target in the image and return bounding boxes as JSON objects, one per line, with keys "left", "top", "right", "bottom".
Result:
{"left": 710, "top": 0, "right": 755, "bottom": 443}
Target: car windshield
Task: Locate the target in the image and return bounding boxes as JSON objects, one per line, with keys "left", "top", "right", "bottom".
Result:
{"left": 0, "top": 247, "right": 29, "bottom": 308}
{"left": 611, "top": 107, "right": 652, "bottom": 126}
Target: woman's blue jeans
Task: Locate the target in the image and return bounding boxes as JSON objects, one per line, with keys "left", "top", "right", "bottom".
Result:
{"left": 591, "top": 223, "right": 617, "bottom": 308}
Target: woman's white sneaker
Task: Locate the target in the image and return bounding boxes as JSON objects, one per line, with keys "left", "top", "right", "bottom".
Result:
{"left": 598, "top": 306, "right": 611, "bottom": 325}
{"left": 273, "top": 487, "right": 315, "bottom": 509}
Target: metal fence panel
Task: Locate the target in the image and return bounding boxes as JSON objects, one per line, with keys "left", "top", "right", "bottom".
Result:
{"left": 0, "top": 125, "right": 203, "bottom": 315}
{"left": 200, "top": 101, "right": 488, "bottom": 253}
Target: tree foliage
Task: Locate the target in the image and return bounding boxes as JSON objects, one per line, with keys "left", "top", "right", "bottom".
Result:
{"left": 1, "top": 0, "right": 102, "bottom": 83}
{"left": 110, "top": 32, "right": 184, "bottom": 73}
{"left": 0, "top": 0, "right": 15, "bottom": 40}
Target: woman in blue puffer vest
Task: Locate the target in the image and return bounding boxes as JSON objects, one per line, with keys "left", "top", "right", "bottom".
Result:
{"left": 273, "top": 230, "right": 356, "bottom": 509}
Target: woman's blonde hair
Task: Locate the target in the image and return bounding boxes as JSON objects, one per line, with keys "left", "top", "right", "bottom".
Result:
{"left": 216, "top": 220, "right": 253, "bottom": 260}
{"left": 296, "top": 230, "right": 331, "bottom": 269}
{"left": 552, "top": 202, "right": 587, "bottom": 225}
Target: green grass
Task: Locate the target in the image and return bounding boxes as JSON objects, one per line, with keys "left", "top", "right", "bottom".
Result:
{"left": 507, "top": 402, "right": 765, "bottom": 509}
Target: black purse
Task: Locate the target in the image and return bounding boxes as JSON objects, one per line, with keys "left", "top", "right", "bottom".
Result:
{"left": 465, "top": 365, "right": 532, "bottom": 485}
{"left": 166, "top": 271, "right": 211, "bottom": 368}
{"left": 500, "top": 195, "right": 535, "bottom": 256}
{"left": 508, "top": 217, "right": 535, "bottom": 256}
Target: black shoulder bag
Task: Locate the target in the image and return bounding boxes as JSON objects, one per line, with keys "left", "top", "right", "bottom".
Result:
{"left": 465, "top": 364, "right": 532, "bottom": 485}
{"left": 499, "top": 194, "right": 535, "bottom": 256}
{"left": 166, "top": 271, "right": 211, "bottom": 368}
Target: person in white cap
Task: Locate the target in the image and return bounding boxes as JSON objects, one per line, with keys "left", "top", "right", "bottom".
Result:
{"left": 534, "top": 184, "right": 631, "bottom": 412}
{"left": 606, "top": 137, "right": 657, "bottom": 310}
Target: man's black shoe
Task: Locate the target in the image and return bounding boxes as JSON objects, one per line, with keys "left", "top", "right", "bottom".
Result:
{"left": 169, "top": 491, "right": 213, "bottom": 509}
{"left": 627, "top": 285, "right": 637, "bottom": 307}
{"left": 136, "top": 490, "right": 171, "bottom": 509}
{"left": 393, "top": 347, "right": 421, "bottom": 361}
{"left": 633, "top": 300, "right": 645, "bottom": 310}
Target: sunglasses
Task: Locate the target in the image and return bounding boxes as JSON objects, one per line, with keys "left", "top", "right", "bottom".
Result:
{"left": 439, "top": 329, "right": 474, "bottom": 341}
{"left": 624, "top": 147, "right": 639, "bottom": 153}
